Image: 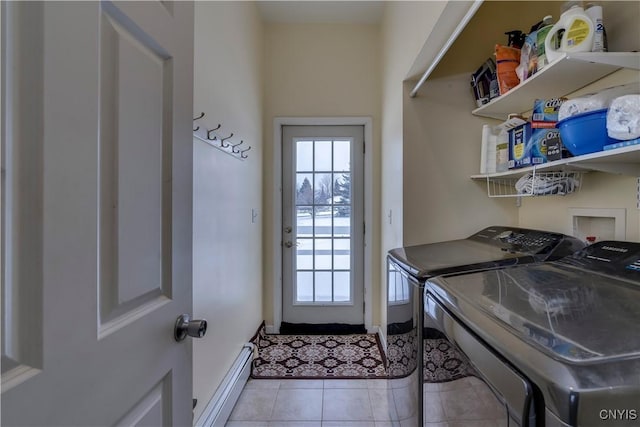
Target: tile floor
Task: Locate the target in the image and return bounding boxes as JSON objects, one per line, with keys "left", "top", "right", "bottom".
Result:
{"left": 225, "top": 375, "right": 506, "bottom": 427}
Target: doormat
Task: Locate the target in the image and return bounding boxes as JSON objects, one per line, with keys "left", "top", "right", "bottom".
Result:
{"left": 279, "top": 321, "right": 367, "bottom": 335}
{"left": 251, "top": 327, "right": 387, "bottom": 379}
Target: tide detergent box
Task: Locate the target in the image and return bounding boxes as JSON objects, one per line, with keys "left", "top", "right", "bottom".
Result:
{"left": 532, "top": 98, "right": 566, "bottom": 122}
{"left": 509, "top": 122, "right": 554, "bottom": 168}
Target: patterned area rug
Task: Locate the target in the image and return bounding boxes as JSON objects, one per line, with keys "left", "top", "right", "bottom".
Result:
{"left": 251, "top": 328, "right": 387, "bottom": 379}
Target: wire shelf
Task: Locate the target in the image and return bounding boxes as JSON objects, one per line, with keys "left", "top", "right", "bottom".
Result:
{"left": 485, "top": 170, "right": 584, "bottom": 198}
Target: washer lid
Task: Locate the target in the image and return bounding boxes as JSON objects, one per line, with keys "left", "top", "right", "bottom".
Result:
{"left": 388, "top": 226, "right": 573, "bottom": 279}
{"left": 430, "top": 262, "right": 640, "bottom": 363}
{"left": 388, "top": 239, "right": 529, "bottom": 279}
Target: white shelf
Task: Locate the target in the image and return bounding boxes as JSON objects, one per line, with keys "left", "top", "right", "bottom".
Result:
{"left": 472, "top": 52, "right": 640, "bottom": 120}
{"left": 471, "top": 144, "right": 640, "bottom": 180}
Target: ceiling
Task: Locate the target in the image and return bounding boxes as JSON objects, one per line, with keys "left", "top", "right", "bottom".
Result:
{"left": 257, "top": 1, "right": 385, "bottom": 24}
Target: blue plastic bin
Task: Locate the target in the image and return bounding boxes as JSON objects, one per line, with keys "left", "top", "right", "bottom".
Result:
{"left": 557, "top": 109, "right": 617, "bottom": 156}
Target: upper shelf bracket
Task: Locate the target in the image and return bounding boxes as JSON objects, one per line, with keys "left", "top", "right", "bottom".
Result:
{"left": 409, "top": 0, "right": 483, "bottom": 98}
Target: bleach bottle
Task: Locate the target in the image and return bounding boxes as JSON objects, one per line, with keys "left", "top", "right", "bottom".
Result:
{"left": 544, "top": 4, "right": 594, "bottom": 63}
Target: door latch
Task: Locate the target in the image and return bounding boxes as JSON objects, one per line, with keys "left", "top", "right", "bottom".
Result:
{"left": 174, "top": 314, "right": 207, "bottom": 342}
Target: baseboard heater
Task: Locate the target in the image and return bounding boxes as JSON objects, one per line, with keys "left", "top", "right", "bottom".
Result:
{"left": 195, "top": 343, "right": 255, "bottom": 427}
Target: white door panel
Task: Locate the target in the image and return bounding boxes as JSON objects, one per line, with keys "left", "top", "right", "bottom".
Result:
{"left": 1, "top": 1, "right": 194, "bottom": 425}
{"left": 99, "top": 2, "right": 173, "bottom": 326}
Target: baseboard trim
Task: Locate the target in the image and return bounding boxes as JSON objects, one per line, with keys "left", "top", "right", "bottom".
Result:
{"left": 194, "top": 343, "right": 254, "bottom": 427}
{"left": 376, "top": 325, "right": 387, "bottom": 358}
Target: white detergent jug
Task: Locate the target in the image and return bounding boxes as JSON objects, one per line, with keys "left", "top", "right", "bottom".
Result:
{"left": 545, "top": 5, "right": 594, "bottom": 63}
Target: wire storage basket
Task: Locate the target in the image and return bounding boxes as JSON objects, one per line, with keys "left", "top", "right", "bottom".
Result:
{"left": 485, "top": 170, "right": 584, "bottom": 198}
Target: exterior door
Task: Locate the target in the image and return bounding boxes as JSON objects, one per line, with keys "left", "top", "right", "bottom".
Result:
{"left": 1, "top": 2, "right": 194, "bottom": 425}
{"left": 282, "top": 125, "right": 365, "bottom": 325}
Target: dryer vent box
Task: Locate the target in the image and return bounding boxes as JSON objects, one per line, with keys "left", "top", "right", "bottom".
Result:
{"left": 568, "top": 208, "right": 626, "bottom": 244}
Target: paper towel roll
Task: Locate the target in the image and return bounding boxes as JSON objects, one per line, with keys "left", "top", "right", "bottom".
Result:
{"left": 559, "top": 85, "right": 640, "bottom": 121}
{"left": 480, "top": 125, "right": 490, "bottom": 174}
{"left": 558, "top": 97, "right": 606, "bottom": 121}
{"left": 607, "top": 95, "right": 640, "bottom": 141}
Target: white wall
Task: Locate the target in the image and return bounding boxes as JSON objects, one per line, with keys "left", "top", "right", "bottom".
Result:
{"left": 192, "top": 2, "right": 263, "bottom": 421}
{"left": 379, "top": 0, "right": 447, "bottom": 333}
{"left": 262, "top": 23, "right": 382, "bottom": 326}
{"left": 402, "top": 74, "right": 517, "bottom": 245}
{"left": 380, "top": 1, "right": 448, "bottom": 254}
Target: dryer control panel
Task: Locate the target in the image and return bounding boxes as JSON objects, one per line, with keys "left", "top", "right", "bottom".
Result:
{"left": 559, "top": 240, "right": 640, "bottom": 281}
{"left": 470, "top": 226, "right": 582, "bottom": 257}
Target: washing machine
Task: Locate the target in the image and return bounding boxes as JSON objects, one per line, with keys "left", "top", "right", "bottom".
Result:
{"left": 424, "top": 240, "right": 640, "bottom": 426}
{"left": 385, "top": 225, "right": 584, "bottom": 426}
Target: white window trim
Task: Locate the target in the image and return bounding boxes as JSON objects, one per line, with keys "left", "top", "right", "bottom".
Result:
{"left": 271, "top": 117, "right": 373, "bottom": 333}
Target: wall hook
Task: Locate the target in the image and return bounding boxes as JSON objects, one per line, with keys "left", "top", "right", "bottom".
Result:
{"left": 193, "top": 112, "right": 205, "bottom": 131}
{"left": 220, "top": 133, "right": 234, "bottom": 148}
{"left": 240, "top": 146, "right": 251, "bottom": 159}
{"left": 207, "top": 125, "right": 221, "bottom": 140}
{"left": 230, "top": 140, "right": 244, "bottom": 153}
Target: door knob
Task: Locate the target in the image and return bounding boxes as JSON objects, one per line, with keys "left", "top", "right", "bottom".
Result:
{"left": 284, "top": 226, "right": 292, "bottom": 234}
{"left": 284, "top": 241, "right": 293, "bottom": 248}
{"left": 174, "top": 314, "right": 207, "bottom": 342}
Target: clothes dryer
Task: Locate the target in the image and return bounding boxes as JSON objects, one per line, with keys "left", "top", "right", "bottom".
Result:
{"left": 424, "top": 240, "right": 640, "bottom": 426}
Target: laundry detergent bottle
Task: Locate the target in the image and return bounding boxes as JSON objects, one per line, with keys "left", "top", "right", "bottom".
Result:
{"left": 544, "top": 4, "right": 594, "bottom": 63}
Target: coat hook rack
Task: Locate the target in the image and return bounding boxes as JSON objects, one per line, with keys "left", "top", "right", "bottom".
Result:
{"left": 192, "top": 113, "right": 249, "bottom": 161}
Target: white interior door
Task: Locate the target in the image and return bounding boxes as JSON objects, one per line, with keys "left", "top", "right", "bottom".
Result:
{"left": 1, "top": 2, "right": 195, "bottom": 425}
{"left": 282, "top": 125, "right": 365, "bottom": 325}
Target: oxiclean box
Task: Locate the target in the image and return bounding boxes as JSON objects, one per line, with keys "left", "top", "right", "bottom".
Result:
{"left": 508, "top": 123, "right": 550, "bottom": 169}
{"left": 532, "top": 98, "right": 566, "bottom": 122}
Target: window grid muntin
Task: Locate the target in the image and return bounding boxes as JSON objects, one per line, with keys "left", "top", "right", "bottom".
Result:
{"left": 295, "top": 138, "right": 354, "bottom": 304}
